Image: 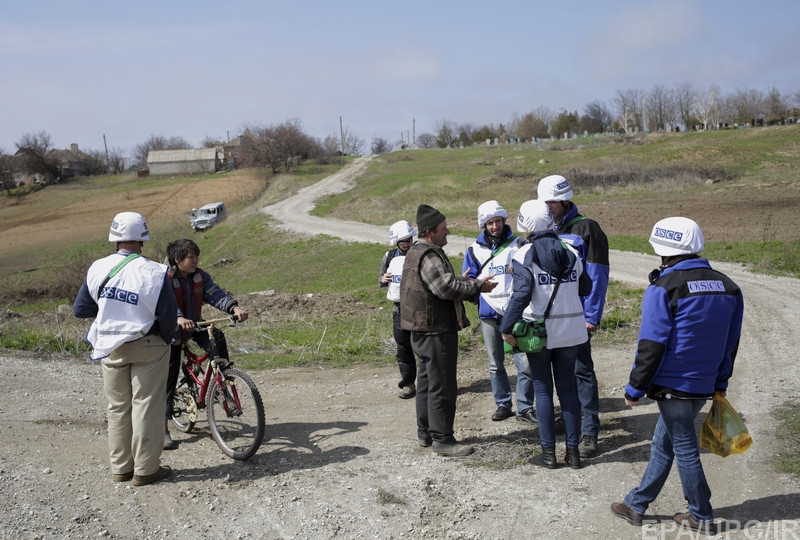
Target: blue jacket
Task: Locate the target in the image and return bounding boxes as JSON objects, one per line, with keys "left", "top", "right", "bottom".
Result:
{"left": 625, "top": 258, "right": 744, "bottom": 400}
{"left": 555, "top": 204, "right": 609, "bottom": 326}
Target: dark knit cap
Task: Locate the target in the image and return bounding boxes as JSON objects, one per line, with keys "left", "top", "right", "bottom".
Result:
{"left": 416, "top": 204, "right": 446, "bottom": 234}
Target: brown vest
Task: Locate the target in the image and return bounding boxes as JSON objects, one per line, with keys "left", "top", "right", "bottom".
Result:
{"left": 399, "top": 243, "right": 468, "bottom": 333}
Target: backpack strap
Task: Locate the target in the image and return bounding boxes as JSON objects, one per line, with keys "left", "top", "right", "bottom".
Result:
{"left": 562, "top": 215, "right": 587, "bottom": 230}
{"left": 477, "top": 237, "right": 515, "bottom": 274}
{"left": 97, "top": 253, "right": 140, "bottom": 298}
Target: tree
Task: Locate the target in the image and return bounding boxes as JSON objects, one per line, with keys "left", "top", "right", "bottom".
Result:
{"left": 674, "top": 82, "right": 698, "bottom": 129}
{"left": 239, "top": 119, "right": 321, "bottom": 174}
{"left": 646, "top": 84, "right": 675, "bottom": 131}
{"left": 727, "top": 87, "right": 764, "bottom": 125}
{"left": 613, "top": 89, "right": 645, "bottom": 133}
{"left": 0, "top": 149, "right": 15, "bottom": 195}
{"left": 456, "top": 123, "right": 476, "bottom": 147}
{"left": 435, "top": 119, "right": 458, "bottom": 148}
{"left": 765, "top": 87, "right": 786, "bottom": 123}
{"left": 693, "top": 84, "right": 721, "bottom": 130}
{"left": 550, "top": 109, "right": 580, "bottom": 139}
{"left": 106, "top": 146, "right": 128, "bottom": 175}
{"left": 515, "top": 112, "right": 549, "bottom": 140}
{"left": 201, "top": 136, "right": 224, "bottom": 148}
{"left": 371, "top": 137, "right": 389, "bottom": 154}
{"left": 134, "top": 135, "right": 191, "bottom": 167}
{"left": 580, "top": 100, "right": 613, "bottom": 134}
{"left": 416, "top": 133, "right": 437, "bottom": 149}
{"left": 471, "top": 124, "right": 497, "bottom": 144}
{"left": 15, "top": 131, "right": 58, "bottom": 180}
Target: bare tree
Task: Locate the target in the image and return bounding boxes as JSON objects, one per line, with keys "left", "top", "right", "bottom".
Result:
{"left": 727, "top": 87, "right": 764, "bottom": 125}
{"left": 106, "top": 146, "right": 128, "bottom": 174}
{"left": 580, "top": 100, "right": 613, "bottom": 134}
{"left": 765, "top": 87, "right": 786, "bottom": 123}
{"left": 416, "top": 133, "right": 437, "bottom": 149}
{"left": 674, "top": 82, "right": 698, "bottom": 129}
{"left": 201, "top": 136, "right": 224, "bottom": 148}
{"left": 371, "top": 137, "right": 389, "bottom": 154}
{"left": 15, "top": 131, "right": 58, "bottom": 180}
{"left": 693, "top": 84, "right": 722, "bottom": 130}
{"left": 239, "top": 119, "right": 321, "bottom": 173}
{"left": 613, "top": 89, "right": 646, "bottom": 132}
{"left": 457, "top": 123, "right": 477, "bottom": 146}
{"left": 646, "top": 84, "right": 675, "bottom": 131}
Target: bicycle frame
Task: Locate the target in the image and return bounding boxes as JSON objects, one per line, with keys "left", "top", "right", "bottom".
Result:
{"left": 181, "top": 316, "right": 240, "bottom": 413}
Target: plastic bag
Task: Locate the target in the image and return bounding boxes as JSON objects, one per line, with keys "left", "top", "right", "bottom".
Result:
{"left": 699, "top": 393, "right": 753, "bottom": 457}
{"left": 503, "top": 319, "right": 547, "bottom": 354}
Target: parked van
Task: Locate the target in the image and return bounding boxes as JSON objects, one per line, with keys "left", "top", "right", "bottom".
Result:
{"left": 190, "top": 202, "right": 227, "bottom": 231}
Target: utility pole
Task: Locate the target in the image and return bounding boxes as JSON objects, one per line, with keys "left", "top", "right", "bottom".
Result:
{"left": 339, "top": 116, "right": 345, "bottom": 155}
{"left": 103, "top": 134, "right": 110, "bottom": 173}
{"left": 413, "top": 118, "right": 416, "bottom": 144}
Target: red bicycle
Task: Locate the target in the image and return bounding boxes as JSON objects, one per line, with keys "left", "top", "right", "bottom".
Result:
{"left": 170, "top": 316, "right": 265, "bottom": 460}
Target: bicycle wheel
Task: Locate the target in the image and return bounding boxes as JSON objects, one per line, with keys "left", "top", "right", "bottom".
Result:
{"left": 171, "top": 374, "right": 199, "bottom": 433}
{"left": 206, "top": 367, "right": 265, "bottom": 460}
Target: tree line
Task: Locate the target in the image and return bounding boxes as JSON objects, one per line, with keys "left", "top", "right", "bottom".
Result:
{"left": 2, "top": 82, "right": 798, "bottom": 193}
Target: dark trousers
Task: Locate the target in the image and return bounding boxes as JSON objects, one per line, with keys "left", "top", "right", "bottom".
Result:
{"left": 411, "top": 331, "right": 459, "bottom": 444}
{"left": 574, "top": 334, "right": 600, "bottom": 437}
{"left": 166, "top": 327, "right": 228, "bottom": 419}
{"left": 393, "top": 303, "right": 416, "bottom": 388}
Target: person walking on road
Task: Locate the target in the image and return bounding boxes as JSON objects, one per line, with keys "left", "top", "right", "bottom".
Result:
{"left": 610, "top": 217, "right": 743, "bottom": 536}
{"left": 400, "top": 204, "right": 497, "bottom": 457}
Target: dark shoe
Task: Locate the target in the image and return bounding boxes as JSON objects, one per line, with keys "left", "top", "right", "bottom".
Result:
{"left": 112, "top": 470, "right": 134, "bottom": 483}
{"left": 674, "top": 512, "right": 717, "bottom": 536}
{"left": 530, "top": 446, "right": 558, "bottom": 469}
{"left": 431, "top": 441, "right": 474, "bottom": 457}
{"left": 491, "top": 406, "right": 514, "bottom": 421}
{"left": 164, "top": 431, "right": 177, "bottom": 450}
{"left": 516, "top": 409, "right": 537, "bottom": 424}
{"left": 611, "top": 502, "right": 643, "bottom": 526}
{"left": 131, "top": 465, "right": 172, "bottom": 487}
{"left": 578, "top": 435, "right": 597, "bottom": 458}
{"left": 418, "top": 435, "right": 432, "bottom": 447}
{"left": 398, "top": 383, "right": 416, "bottom": 399}
{"left": 565, "top": 446, "right": 582, "bottom": 469}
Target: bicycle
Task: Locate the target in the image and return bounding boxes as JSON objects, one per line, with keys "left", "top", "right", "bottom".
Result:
{"left": 170, "top": 315, "right": 266, "bottom": 460}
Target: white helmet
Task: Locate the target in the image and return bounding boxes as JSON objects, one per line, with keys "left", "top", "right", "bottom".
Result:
{"left": 516, "top": 200, "right": 553, "bottom": 234}
{"left": 649, "top": 217, "right": 704, "bottom": 256}
{"left": 537, "top": 174, "right": 573, "bottom": 202}
{"left": 389, "top": 220, "right": 416, "bottom": 245}
{"left": 477, "top": 200, "right": 509, "bottom": 229}
{"left": 109, "top": 211, "right": 150, "bottom": 242}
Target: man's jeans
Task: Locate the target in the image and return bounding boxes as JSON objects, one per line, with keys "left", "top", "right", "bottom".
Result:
{"left": 624, "top": 398, "right": 714, "bottom": 523}
{"left": 481, "top": 319, "right": 533, "bottom": 413}
{"left": 575, "top": 335, "right": 600, "bottom": 436}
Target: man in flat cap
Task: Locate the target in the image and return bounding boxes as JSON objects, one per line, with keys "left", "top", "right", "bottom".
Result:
{"left": 400, "top": 204, "right": 497, "bottom": 457}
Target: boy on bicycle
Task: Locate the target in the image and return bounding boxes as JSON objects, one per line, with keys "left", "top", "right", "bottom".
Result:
{"left": 164, "top": 238, "right": 248, "bottom": 449}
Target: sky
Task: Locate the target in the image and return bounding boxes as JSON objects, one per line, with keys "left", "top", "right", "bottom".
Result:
{"left": 2, "top": 0, "right": 799, "bottom": 156}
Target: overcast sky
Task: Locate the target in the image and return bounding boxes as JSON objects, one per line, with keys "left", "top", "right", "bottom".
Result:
{"left": 2, "top": 0, "right": 798, "bottom": 155}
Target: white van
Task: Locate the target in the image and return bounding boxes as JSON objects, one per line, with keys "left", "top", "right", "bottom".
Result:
{"left": 190, "top": 202, "right": 227, "bottom": 231}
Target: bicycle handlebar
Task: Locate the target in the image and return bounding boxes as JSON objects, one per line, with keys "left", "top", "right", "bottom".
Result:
{"left": 196, "top": 315, "right": 240, "bottom": 328}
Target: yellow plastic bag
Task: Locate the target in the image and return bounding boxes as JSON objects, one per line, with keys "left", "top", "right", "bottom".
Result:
{"left": 699, "top": 394, "right": 753, "bottom": 457}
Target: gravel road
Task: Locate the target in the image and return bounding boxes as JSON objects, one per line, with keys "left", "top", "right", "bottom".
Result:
{"left": 2, "top": 158, "right": 799, "bottom": 539}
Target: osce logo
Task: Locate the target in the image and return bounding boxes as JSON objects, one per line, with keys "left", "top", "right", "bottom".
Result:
{"left": 687, "top": 280, "right": 725, "bottom": 293}
{"left": 100, "top": 286, "right": 140, "bottom": 305}
{"left": 556, "top": 180, "right": 570, "bottom": 192}
{"left": 652, "top": 227, "right": 683, "bottom": 242}
{"left": 391, "top": 275, "right": 402, "bottom": 284}
{"left": 489, "top": 264, "right": 509, "bottom": 276}
{"left": 537, "top": 271, "right": 578, "bottom": 285}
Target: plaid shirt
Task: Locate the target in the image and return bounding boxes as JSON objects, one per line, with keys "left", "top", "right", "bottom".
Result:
{"left": 418, "top": 241, "right": 481, "bottom": 301}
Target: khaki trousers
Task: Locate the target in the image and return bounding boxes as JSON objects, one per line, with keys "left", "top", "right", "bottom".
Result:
{"left": 102, "top": 337, "right": 169, "bottom": 477}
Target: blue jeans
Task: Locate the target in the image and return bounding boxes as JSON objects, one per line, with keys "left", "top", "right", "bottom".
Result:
{"left": 575, "top": 335, "right": 600, "bottom": 437}
{"left": 624, "top": 398, "right": 713, "bottom": 523}
{"left": 529, "top": 345, "right": 581, "bottom": 448}
{"left": 481, "top": 319, "right": 533, "bottom": 413}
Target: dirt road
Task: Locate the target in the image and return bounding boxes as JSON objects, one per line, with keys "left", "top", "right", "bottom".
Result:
{"left": 2, "top": 159, "right": 800, "bottom": 539}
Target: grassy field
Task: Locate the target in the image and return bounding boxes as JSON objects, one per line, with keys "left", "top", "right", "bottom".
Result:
{"left": 0, "top": 126, "right": 798, "bottom": 366}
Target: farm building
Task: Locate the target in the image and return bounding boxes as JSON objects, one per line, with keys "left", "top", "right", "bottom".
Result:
{"left": 146, "top": 148, "right": 221, "bottom": 175}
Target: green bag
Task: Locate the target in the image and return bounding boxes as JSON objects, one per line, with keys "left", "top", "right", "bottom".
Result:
{"left": 503, "top": 319, "right": 547, "bottom": 354}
